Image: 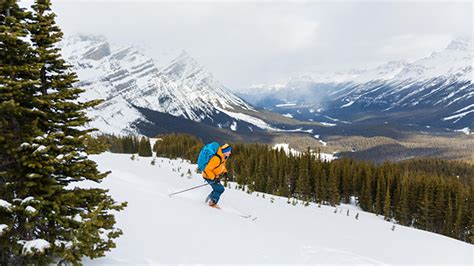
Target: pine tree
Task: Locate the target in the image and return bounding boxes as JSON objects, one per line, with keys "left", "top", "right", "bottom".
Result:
{"left": 327, "top": 164, "right": 340, "bottom": 206}
{"left": 138, "top": 136, "right": 152, "bottom": 157}
{"left": 0, "top": 1, "right": 43, "bottom": 263}
{"left": 395, "top": 176, "right": 409, "bottom": 225}
{"left": 443, "top": 193, "right": 453, "bottom": 237}
{"left": 0, "top": 1, "right": 126, "bottom": 264}
{"left": 432, "top": 179, "right": 446, "bottom": 232}
{"left": 341, "top": 162, "right": 352, "bottom": 203}
{"left": 383, "top": 180, "right": 391, "bottom": 221}
{"left": 418, "top": 180, "right": 434, "bottom": 230}
{"left": 453, "top": 187, "right": 467, "bottom": 240}
{"left": 296, "top": 151, "right": 311, "bottom": 200}
{"left": 317, "top": 166, "right": 328, "bottom": 204}
{"left": 359, "top": 166, "right": 372, "bottom": 211}
{"left": 312, "top": 163, "right": 321, "bottom": 202}
{"left": 374, "top": 175, "right": 383, "bottom": 215}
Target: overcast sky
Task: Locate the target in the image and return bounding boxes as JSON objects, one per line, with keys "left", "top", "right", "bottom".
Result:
{"left": 36, "top": 0, "right": 473, "bottom": 89}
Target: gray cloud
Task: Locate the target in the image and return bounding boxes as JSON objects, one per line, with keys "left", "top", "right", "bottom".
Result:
{"left": 29, "top": 0, "right": 473, "bottom": 89}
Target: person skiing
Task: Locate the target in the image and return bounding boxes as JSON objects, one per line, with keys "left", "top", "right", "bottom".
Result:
{"left": 202, "top": 143, "right": 232, "bottom": 208}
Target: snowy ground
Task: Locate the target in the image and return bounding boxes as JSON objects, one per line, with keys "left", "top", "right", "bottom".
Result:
{"left": 82, "top": 152, "right": 473, "bottom": 264}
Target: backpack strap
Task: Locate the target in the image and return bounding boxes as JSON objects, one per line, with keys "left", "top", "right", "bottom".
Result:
{"left": 213, "top": 153, "right": 223, "bottom": 170}
{"left": 204, "top": 154, "right": 223, "bottom": 178}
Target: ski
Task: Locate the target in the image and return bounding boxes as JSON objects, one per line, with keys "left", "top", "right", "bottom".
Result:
{"left": 226, "top": 211, "right": 256, "bottom": 221}
{"left": 220, "top": 207, "right": 256, "bottom": 221}
{"left": 204, "top": 202, "right": 256, "bottom": 220}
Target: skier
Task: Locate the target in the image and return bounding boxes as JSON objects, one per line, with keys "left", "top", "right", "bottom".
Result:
{"left": 202, "top": 143, "right": 232, "bottom": 208}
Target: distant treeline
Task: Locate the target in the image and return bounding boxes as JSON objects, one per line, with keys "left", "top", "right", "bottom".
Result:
{"left": 97, "top": 134, "right": 152, "bottom": 156}
{"left": 99, "top": 133, "right": 474, "bottom": 243}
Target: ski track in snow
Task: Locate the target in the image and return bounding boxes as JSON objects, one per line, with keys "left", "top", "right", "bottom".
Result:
{"left": 81, "top": 153, "right": 473, "bottom": 264}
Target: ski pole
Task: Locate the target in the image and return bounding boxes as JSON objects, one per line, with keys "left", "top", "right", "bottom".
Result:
{"left": 168, "top": 183, "right": 209, "bottom": 197}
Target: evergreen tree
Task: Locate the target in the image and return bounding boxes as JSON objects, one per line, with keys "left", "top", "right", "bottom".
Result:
{"left": 374, "top": 174, "right": 383, "bottom": 215}
{"left": 443, "top": 193, "right": 453, "bottom": 237}
{"left": 341, "top": 162, "right": 352, "bottom": 203}
{"left": 296, "top": 150, "right": 311, "bottom": 200}
{"left": 278, "top": 157, "right": 290, "bottom": 198}
{"left": 418, "top": 180, "right": 434, "bottom": 230}
{"left": 327, "top": 164, "right": 339, "bottom": 206}
{"left": 395, "top": 176, "right": 409, "bottom": 225}
{"left": 359, "top": 166, "right": 372, "bottom": 211}
{"left": 138, "top": 136, "right": 152, "bottom": 157}
{"left": 433, "top": 180, "right": 446, "bottom": 232}
{"left": 317, "top": 166, "right": 327, "bottom": 204}
{"left": 0, "top": 1, "right": 126, "bottom": 264}
{"left": 266, "top": 151, "right": 279, "bottom": 194}
{"left": 453, "top": 187, "right": 467, "bottom": 240}
{"left": 383, "top": 180, "right": 391, "bottom": 221}
{"left": 0, "top": 1, "right": 42, "bottom": 263}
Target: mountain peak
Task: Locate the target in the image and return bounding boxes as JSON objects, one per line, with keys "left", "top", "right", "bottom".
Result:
{"left": 445, "top": 37, "right": 472, "bottom": 51}
{"left": 61, "top": 34, "right": 111, "bottom": 61}
{"left": 67, "top": 34, "right": 107, "bottom": 44}
{"left": 384, "top": 60, "right": 409, "bottom": 67}
{"left": 159, "top": 49, "right": 209, "bottom": 85}
{"left": 61, "top": 34, "right": 256, "bottom": 133}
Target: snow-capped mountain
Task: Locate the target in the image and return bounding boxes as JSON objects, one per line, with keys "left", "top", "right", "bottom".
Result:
{"left": 60, "top": 35, "right": 274, "bottom": 135}
{"left": 240, "top": 38, "right": 473, "bottom": 132}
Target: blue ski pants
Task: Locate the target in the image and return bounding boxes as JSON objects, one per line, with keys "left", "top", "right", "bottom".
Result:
{"left": 205, "top": 178, "right": 225, "bottom": 203}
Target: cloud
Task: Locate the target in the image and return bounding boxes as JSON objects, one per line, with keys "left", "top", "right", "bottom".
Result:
{"left": 376, "top": 34, "right": 454, "bottom": 59}
{"left": 21, "top": 0, "right": 473, "bottom": 89}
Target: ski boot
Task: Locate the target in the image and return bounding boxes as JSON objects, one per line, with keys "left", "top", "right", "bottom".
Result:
{"left": 208, "top": 200, "right": 221, "bottom": 209}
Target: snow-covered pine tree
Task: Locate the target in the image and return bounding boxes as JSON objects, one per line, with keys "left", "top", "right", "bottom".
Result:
{"left": 0, "top": 1, "right": 43, "bottom": 263}
{"left": 1, "top": 0, "right": 126, "bottom": 264}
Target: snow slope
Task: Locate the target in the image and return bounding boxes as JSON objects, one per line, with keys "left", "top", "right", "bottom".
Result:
{"left": 79, "top": 152, "right": 472, "bottom": 264}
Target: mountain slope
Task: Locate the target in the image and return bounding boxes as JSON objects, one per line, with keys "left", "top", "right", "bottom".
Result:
{"left": 81, "top": 152, "right": 472, "bottom": 264}
{"left": 60, "top": 35, "right": 274, "bottom": 135}
{"left": 240, "top": 38, "right": 473, "bottom": 131}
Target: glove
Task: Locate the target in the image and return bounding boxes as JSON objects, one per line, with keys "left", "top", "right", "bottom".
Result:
{"left": 222, "top": 172, "right": 229, "bottom": 181}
